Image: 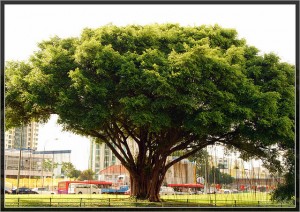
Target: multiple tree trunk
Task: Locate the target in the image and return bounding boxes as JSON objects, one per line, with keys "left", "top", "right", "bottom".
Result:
{"left": 129, "top": 168, "right": 165, "bottom": 202}
{"left": 88, "top": 126, "right": 217, "bottom": 202}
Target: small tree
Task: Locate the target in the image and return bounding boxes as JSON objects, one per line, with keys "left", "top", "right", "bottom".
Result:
{"left": 188, "top": 149, "right": 209, "bottom": 179}
{"left": 69, "top": 169, "right": 81, "bottom": 180}
{"left": 209, "top": 166, "right": 234, "bottom": 185}
{"left": 61, "top": 162, "right": 76, "bottom": 178}
{"left": 43, "top": 159, "right": 58, "bottom": 172}
{"left": 78, "top": 169, "right": 95, "bottom": 181}
{"left": 271, "top": 149, "right": 295, "bottom": 202}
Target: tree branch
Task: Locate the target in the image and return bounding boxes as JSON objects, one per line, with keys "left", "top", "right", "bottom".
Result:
{"left": 119, "top": 120, "right": 140, "bottom": 144}
{"left": 112, "top": 122, "right": 135, "bottom": 163}
{"left": 165, "top": 139, "right": 214, "bottom": 170}
{"left": 105, "top": 125, "right": 134, "bottom": 164}
{"left": 88, "top": 129, "right": 129, "bottom": 166}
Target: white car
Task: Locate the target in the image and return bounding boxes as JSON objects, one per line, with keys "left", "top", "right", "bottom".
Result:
{"left": 159, "top": 186, "right": 175, "bottom": 195}
{"left": 32, "top": 187, "right": 56, "bottom": 194}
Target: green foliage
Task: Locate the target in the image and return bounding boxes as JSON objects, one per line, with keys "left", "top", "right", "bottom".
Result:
{"left": 58, "top": 161, "right": 81, "bottom": 179}
{"left": 188, "top": 150, "right": 234, "bottom": 185}
{"left": 61, "top": 162, "right": 76, "bottom": 178}
{"left": 208, "top": 166, "right": 234, "bottom": 185}
{"left": 271, "top": 149, "right": 295, "bottom": 202}
{"left": 69, "top": 169, "right": 82, "bottom": 180}
{"left": 78, "top": 169, "right": 96, "bottom": 181}
{"left": 42, "top": 159, "right": 58, "bottom": 172}
{"left": 5, "top": 24, "right": 295, "bottom": 201}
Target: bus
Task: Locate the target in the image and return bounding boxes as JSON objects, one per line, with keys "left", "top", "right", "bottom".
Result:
{"left": 167, "top": 183, "right": 204, "bottom": 194}
{"left": 68, "top": 183, "right": 101, "bottom": 194}
{"left": 58, "top": 180, "right": 112, "bottom": 194}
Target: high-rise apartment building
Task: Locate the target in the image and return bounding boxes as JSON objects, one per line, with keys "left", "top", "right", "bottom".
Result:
{"left": 5, "top": 122, "right": 39, "bottom": 150}
{"left": 89, "top": 142, "right": 122, "bottom": 180}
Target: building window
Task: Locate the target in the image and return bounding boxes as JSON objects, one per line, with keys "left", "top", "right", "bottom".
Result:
{"left": 112, "top": 155, "right": 116, "bottom": 165}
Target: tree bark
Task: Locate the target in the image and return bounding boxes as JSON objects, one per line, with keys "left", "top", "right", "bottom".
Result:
{"left": 126, "top": 160, "right": 167, "bottom": 202}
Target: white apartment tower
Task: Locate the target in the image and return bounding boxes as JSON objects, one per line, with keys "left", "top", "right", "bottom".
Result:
{"left": 5, "top": 122, "right": 39, "bottom": 150}
{"left": 89, "top": 139, "right": 138, "bottom": 179}
{"left": 89, "top": 141, "right": 118, "bottom": 180}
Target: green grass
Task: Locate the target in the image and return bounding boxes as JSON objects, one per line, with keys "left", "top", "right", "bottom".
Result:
{"left": 4, "top": 193, "right": 295, "bottom": 208}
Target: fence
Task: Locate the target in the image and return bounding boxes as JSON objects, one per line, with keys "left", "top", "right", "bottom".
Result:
{"left": 4, "top": 197, "right": 295, "bottom": 208}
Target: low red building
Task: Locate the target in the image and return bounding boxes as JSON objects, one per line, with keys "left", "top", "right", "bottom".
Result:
{"left": 98, "top": 164, "right": 130, "bottom": 186}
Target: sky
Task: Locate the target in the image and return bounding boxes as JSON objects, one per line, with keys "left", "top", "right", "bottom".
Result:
{"left": 4, "top": 4, "right": 296, "bottom": 170}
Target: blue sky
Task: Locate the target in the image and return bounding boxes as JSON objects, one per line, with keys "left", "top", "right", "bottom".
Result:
{"left": 5, "top": 4, "right": 296, "bottom": 170}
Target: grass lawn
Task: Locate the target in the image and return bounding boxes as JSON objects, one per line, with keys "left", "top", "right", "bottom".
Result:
{"left": 4, "top": 192, "right": 294, "bottom": 208}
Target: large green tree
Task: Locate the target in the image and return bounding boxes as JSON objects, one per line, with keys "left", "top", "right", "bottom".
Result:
{"left": 5, "top": 24, "right": 295, "bottom": 202}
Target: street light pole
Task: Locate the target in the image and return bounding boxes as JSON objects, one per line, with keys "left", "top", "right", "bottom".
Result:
{"left": 41, "top": 139, "right": 50, "bottom": 188}
{"left": 51, "top": 152, "right": 54, "bottom": 190}
{"left": 204, "top": 154, "right": 207, "bottom": 194}
{"left": 17, "top": 124, "right": 24, "bottom": 192}
{"left": 234, "top": 157, "right": 239, "bottom": 191}
{"left": 28, "top": 148, "right": 33, "bottom": 188}
{"left": 42, "top": 146, "right": 45, "bottom": 188}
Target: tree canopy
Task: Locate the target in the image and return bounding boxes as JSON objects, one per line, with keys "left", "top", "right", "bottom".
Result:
{"left": 61, "top": 162, "right": 76, "bottom": 178}
{"left": 5, "top": 24, "right": 295, "bottom": 201}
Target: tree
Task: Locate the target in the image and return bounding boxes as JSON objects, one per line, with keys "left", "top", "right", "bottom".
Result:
{"left": 61, "top": 162, "right": 76, "bottom": 178}
{"left": 43, "top": 159, "right": 58, "bottom": 172}
{"left": 189, "top": 150, "right": 233, "bottom": 186}
{"left": 5, "top": 24, "right": 295, "bottom": 202}
{"left": 78, "top": 169, "right": 95, "bottom": 181}
{"left": 208, "top": 166, "right": 234, "bottom": 185}
{"left": 271, "top": 148, "right": 295, "bottom": 202}
{"left": 69, "top": 169, "right": 82, "bottom": 180}
{"left": 188, "top": 149, "right": 209, "bottom": 178}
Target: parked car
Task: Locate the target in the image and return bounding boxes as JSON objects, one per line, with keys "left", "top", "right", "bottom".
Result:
{"left": 223, "top": 189, "right": 231, "bottom": 194}
{"left": 187, "top": 188, "right": 198, "bottom": 195}
{"left": 159, "top": 186, "right": 175, "bottom": 195}
{"left": 32, "top": 187, "right": 56, "bottom": 194}
{"left": 174, "top": 191, "right": 188, "bottom": 195}
{"left": 124, "top": 189, "right": 130, "bottom": 195}
{"left": 218, "top": 189, "right": 232, "bottom": 194}
{"left": 5, "top": 187, "right": 12, "bottom": 194}
{"left": 11, "top": 187, "right": 38, "bottom": 194}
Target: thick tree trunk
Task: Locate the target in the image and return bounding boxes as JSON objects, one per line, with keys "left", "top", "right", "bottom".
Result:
{"left": 128, "top": 162, "right": 166, "bottom": 202}
{"left": 131, "top": 173, "right": 149, "bottom": 199}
